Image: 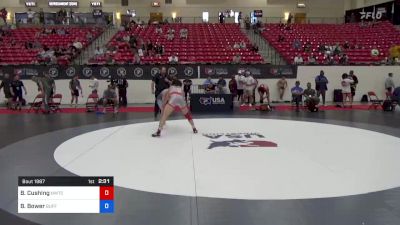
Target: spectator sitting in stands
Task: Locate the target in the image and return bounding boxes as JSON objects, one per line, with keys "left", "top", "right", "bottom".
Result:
{"left": 106, "top": 45, "right": 117, "bottom": 54}
{"left": 168, "top": 54, "right": 179, "bottom": 64}
{"left": 318, "top": 43, "right": 326, "bottom": 52}
{"left": 278, "top": 35, "right": 285, "bottom": 42}
{"left": 232, "top": 54, "right": 241, "bottom": 64}
{"left": 251, "top": 44, "right": 259, "bottom": 52}
{"left": 371, "top": 47, "right": 380, "bottom": 57}
{"left": 180, "top": 28, "right": 188, "bottom": 39}
{"left": 154, "top": 43, "right": 164, "bottom": 56}
{"left": 167, "top": 27, "right": 175, "bottom": 34}
{"left": 86, "top": 32, "right": 93, "bottom": 42}
{"left": 333, "top": 43, "right": 342, "bottom": 56}
{"left": 304, "top": 41, "right": 312, "bottom": 52}
{"left": 339, "top": 54, "right": 349, "bottom": 64}
{"left": 239, "top": 41, "right": 246, "bottom": 49}
{"left": 294, "top": 54, "right": 304, "bottom": 65}
{"left": 133, "top": 52, "right": 141, "bottom": 64}
{"left": 137, "top": 48, "right": 144, "bottom": 57}
{"left": 155, "top": 25, "right": 163, "bottom": 35}
{"left": 325, "top": 55, "right": 334, "bottom": 64}
{"left": 94, "top": 46, "right": 104, "bottom": 56}
{"left": 123, "top": 33, "right": 130, "bottom": 42}
{"left": 293, "top": 39, "right": 301, "bottom": 50}
{"left": 57, "top": 28, "right": 66, "bottom": 35}
{"left": 72, "top": 39, "right": 83, "bottom": 51}
{"left": 343, "top": 41, "right": 350, "bottom": 49}
{"left": 25, "top": 41, "right": 33, "bottom": 49}
{"left": 166, "top": 32, "right": 174, "bottom": 41}
{"left": 308, "top": 54, "right": 317, "bottom": 65}
{"left": 233, "top": 42, "right": 240, "bottom": 49}
{"left": 106, "top": 54, "right": 115, "bottom": 64}
{"left": 146, "top": 40, "right": 153, "bottom": 53}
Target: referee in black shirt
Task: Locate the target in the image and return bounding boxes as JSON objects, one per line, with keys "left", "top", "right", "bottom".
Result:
{"left": 151, "top": 67, "right": 171, "bottom": 118}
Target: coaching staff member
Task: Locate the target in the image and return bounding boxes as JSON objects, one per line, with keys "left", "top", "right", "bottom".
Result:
{"left": 151, "top": 67, "right": 171, "bottom": 118}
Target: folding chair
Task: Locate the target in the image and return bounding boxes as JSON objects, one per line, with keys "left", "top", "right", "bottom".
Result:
{"left": 367, "top": 91, "right": 383, "bottom": 109}
{"left": 86, "top": 93, "right": 99, "bottom": 112}
{"left": 28, "top": 93, "right": 44, "bottom": 113}
{"left": 49, "top": 94, "right": 62, "bottom": 112}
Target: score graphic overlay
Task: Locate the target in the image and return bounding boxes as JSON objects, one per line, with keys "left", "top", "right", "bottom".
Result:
{"left": 18, "top": 177, "right": 114, "bottom": 213}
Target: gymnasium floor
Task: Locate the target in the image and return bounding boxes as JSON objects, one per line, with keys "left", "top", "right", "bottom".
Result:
{"left": 0, "top": 109, "right": 400, "bottom": 225}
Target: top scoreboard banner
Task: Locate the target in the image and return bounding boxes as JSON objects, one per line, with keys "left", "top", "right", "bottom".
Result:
{"left": 0, "top": 64, "right": 297, "bottom": 80}
{"left": 48, "top": 1, "right": 79, "bottom": 7}
{"left": 18, "top": 176, "right": 114, "bottom": 186}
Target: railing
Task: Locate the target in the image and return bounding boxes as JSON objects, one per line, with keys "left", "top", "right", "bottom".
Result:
{"left": 134, "top": 16, "right": 345, "bottom": 24}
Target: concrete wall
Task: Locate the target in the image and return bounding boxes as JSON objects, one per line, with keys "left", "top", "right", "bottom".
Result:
{"left": 2, "top": 66, "right": 399, "bottom": 105}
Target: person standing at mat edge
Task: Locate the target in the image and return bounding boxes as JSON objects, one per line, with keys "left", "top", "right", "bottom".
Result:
{"left": 385, "top": 73, "right": 396, "bottom": 94}
{"left": 277, "top": 76, "right": 288, "bottom": 102}
{"left": 0, "top": 73, "right": 13, "bottom": 109}
{"left": 116, "top": 75, "right": 129, "bottom": 107}
{"left": 31, "top": 73, "right": 56, "bottom": 114}
{"left": 341, "top": 73, "right": 354, "bottom": 108}
{"left": 151, "top": 67, "right": 171, "bottom": 118}
{"left": 89, "top": 75, "right": 99, "bottom": 94}
{"left": 315, "top": 70, "right": 329, "bottom": 105}
{"left": 348, "top": 70, "right": 358, "bottom": 99}
{"left": 11, "top": 75, "right": 27, "bottom": 110}
{"left": 69, "top": 75, "right": 82, "bottom": 107}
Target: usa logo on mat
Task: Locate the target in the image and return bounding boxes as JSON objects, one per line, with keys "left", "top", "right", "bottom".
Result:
{"left": 203, "top": 133, "right": 277, "bottom": 149}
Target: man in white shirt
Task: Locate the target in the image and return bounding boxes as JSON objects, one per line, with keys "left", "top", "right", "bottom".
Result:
{"left": 243, "top": 71, "right": 256, "bottom": 106}
{"left": 235, "top": 72, "right": 245, "bottom": 104}
{"left": 168, "top": 54, "right": 179, "bottom": 64}
{"left": 294, "top": 54, "right": 304, "bottom": 65}
{"left": 73, "top": 39, "right": 83, "bottom": 50}
{"left": 89, "top": 76, "right": 99, "bottom": 94}
{"left": 385, "top": 73, "right": 396, "bottom": 94}
{"left": 27, "top": 9, "right": 35, "bottom": 24}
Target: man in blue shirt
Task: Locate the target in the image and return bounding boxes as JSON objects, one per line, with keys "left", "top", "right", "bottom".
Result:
{"left": 393, "top": 86, "right": 400, "bottom": 103}
{"left": 203, "top": 76, "right": 215, "bottom": 93}
{"left": 315, "top": 70, "right": 329, "bottom": 105}
{"left": 291, "top": 81, "right": 304, "bottom": 112}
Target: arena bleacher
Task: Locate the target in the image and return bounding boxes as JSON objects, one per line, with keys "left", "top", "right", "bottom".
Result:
{"left": 262, "top": 20, "right": 400, "bottom": 64}
{"left": 0, "top": 26, "right": 103, "bottom": 65}
{"left": 90, "top": 23, "right": 264, "bottom": 64}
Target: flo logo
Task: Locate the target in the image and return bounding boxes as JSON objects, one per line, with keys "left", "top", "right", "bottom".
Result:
{"left": 203, "top": 133, "right": 277, "bottom": 149}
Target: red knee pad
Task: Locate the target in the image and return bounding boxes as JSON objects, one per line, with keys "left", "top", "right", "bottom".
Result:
{"left": 184, "top": 113, "right": 193, "bottom": 121}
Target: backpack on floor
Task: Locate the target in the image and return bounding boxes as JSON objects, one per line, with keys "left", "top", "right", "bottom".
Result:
{"left": 382, "top": 100, "right": 394, "bottom": 111}
{"left": 333, "top": 89, "right": 343, "bottom": 103}
{"left": 361, "top": 94, "right": 368, "bottom": 103}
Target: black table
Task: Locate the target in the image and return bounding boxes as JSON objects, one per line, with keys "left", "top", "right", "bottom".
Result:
{"left": 190, "top": 94, "right": 233, "bottom": 113}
